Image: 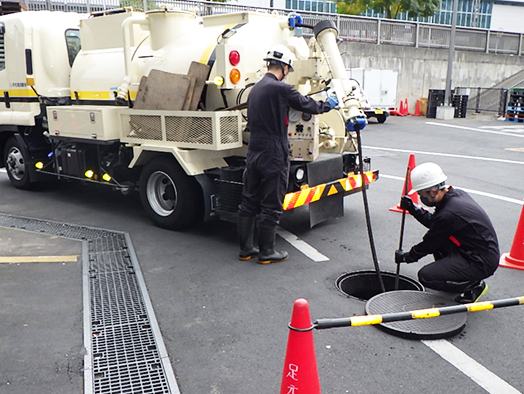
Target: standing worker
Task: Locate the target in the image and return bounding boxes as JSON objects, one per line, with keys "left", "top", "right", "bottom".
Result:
{"left": 237, "top": 45, "right": 338, "bottom": 264}
{"left": 395, "top": 162, "right": 499, "bottom": 303}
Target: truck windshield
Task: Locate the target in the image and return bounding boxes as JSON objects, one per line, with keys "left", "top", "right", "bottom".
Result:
{"left": 65, "top": 29, "right": 81, "bottom": 67}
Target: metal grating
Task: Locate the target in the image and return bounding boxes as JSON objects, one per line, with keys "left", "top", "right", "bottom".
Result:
{"left": 166, "top": 115, "right": 213, "bottom": 145}
{"left": 220, "top": 115, "right": 240, "bottom": 145}
{"left": 127, "top": 115, "right": 163, "bottom": 141}
{"left": 0, "top": 213, "right": 179, "bottom": 394}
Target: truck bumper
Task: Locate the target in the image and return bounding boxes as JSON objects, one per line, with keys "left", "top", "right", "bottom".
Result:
{"left": 282, "top": 169, "right": 379, "bottom": 211}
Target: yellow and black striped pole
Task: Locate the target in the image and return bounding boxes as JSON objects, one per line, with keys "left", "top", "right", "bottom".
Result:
{"left": 314, "top": 296, "right": 524, "bottom": 329}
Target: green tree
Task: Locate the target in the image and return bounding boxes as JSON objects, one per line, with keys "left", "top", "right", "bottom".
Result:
{"left": 339, "top": 0, "right": 441, "bottom": 19}
{"left": 337, "top": 0, "right": 367, "bottom": 15}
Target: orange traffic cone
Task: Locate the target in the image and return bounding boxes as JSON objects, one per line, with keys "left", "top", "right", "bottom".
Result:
{"left": 500, "top": 202, "right": 524, "bottom": 270}
{"left": 402, "top": 98, "right": 410, "bottom": 115}
{"left": 413, "top": 100, "right": 422, "bottom": 116}
{"left": 389, "top": 153, "right": 419, "bottom": 213}
{"left": 280, "top": 298, "right": 321, "bottom": 394}
{"left": 389, "top": 100, "right": 404, "bottom": 116}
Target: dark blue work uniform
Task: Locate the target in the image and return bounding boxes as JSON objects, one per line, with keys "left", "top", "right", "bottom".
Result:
{"left": 237, "top": 73, "right": 331, "bottom": 225}
{"left": 406, "top": 187, "right": 500, "bottom": 291}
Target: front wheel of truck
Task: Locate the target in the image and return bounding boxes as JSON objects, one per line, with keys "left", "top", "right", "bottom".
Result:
{"left": 139, "top": 157, "right": 202, "bottom": 230}
{"left": 3, "top": 137, "right": 33, "bottom": 190}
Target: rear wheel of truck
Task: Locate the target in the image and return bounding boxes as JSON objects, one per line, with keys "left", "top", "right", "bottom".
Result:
{"left": 139, "top": 157, "right": 202, "bottom": 230}
{"left": 3, "top": 137, "right": 33, "bottom": 189}
{"left": 377, "top": 114, "right": 387, "bottom": 123}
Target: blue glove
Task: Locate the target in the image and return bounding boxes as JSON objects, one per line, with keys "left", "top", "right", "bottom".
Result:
{"left": 326, "top": 94, "right": 339, "bottom": 110}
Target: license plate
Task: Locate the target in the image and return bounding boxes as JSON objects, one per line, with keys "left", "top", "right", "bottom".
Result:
{"left": 374, "top": 109, "right": 384, "bottom": 114}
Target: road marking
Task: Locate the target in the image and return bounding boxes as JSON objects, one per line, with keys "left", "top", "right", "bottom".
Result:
{"left": 381, "top": 174, "right": 524, "bottom": 205}
{"left": 426, "top": 122, "right": 524, "bottom": 138}
{"left": 277, "top": 227, "right": 329, "bottom": 262}
{"left": 0, "top": 168, "right": 6, "bottom": 173}
{"left": 364, "top": 146, "right": 524, "bottom": 166}
{"left": 422, "top": 339, "right": 522, "bottom": 394}
{"left": 0, "top": 255, "right": 78, "bottom": 263}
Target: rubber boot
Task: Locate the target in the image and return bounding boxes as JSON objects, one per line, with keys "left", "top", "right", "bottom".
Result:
{"left": 238, "top": 215, "right": 259, "bottom": 261}
{"left": 257, "top": 222, "right": 288, "bottom": 264}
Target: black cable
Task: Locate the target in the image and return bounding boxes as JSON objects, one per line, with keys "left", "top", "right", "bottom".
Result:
{"left": 354, "top": 123, "right": 386, "bottom": 293}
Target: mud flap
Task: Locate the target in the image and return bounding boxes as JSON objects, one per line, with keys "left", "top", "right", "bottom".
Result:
{"left": 307, "top": 155, "right": 344, "bottom": 227}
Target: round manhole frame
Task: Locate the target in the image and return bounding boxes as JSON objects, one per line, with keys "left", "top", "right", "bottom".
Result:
{"left": 365, "top": 290, "right": 468, "bottom": 340}
{"left": 335, "top": 270, "right": 424, "bottom": 302}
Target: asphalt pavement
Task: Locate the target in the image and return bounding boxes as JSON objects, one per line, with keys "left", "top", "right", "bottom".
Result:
{"left": 1, "top": 112, "right": 524, "bottom": 394}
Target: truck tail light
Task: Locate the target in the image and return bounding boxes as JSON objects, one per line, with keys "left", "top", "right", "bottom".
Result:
{"left": 229, "top": 68, "right": 241, "bottom": 85}
{"left": 229, "top": 50, "right": 240, "bottom": 66}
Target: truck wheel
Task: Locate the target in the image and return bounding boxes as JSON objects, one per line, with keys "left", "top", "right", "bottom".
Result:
{"left": 376, "top": 114, "right": 387, "bottom": 123}
{"left": 139, "top": 157, "right": 202, "bottom": 230}
{"left": 3, "top": 137, "right": 33, "bottom": 189}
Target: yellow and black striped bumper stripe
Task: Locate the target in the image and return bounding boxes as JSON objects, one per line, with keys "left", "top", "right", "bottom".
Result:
{"left": 283, "top": 170, "right": 378, "bottom": 211}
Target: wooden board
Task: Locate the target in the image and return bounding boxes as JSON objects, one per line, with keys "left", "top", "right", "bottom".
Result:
{"left": 187, "top": 61, "right": 211, "bottom": 110}
{"left": 133, "top": 70, "right": 192, "bottom": 111}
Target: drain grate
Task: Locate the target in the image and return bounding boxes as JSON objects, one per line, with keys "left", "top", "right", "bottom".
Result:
{"left": 0, "top": 213, "right": 179, "bottom": 394}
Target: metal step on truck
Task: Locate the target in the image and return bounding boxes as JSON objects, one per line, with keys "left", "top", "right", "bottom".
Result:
{"left": 0, "top": 8, "right": 378, "bottom": 230}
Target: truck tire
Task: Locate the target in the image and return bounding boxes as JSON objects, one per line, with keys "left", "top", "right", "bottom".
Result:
{"left": 139, "top": 157, "right": 202, "bottom": 230}
{"left": 376, "top": 114, "right": 387, "bottom": 123}
{"left": 3, "top": 137, "right": 33, "bottom": 189}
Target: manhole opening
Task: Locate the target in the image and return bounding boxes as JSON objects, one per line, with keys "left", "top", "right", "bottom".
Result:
{"left": 336, "top": 270, "right": 424, "bottom": 301}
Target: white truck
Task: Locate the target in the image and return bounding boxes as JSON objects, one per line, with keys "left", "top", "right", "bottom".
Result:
{"left": 0, "top": 8, "right": 378, "bottom": 229}
{"left": 347, "top": 68, "right": 399, "bottom": 123}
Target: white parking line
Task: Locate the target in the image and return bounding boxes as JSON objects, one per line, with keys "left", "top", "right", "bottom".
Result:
{"left": 426, "top": 122, "right": 524, "bottom": 138}
{"left": 364, "top": 146, "right": 524, "bottom": 166}
{"left": 422, "top": 339, "right": 522, "bottom": 394}
{"left": 277, "top": 227, "right": 329, "bottom": 262}
{"left": 381, "top": 174, "right": 524, "bottom": 205}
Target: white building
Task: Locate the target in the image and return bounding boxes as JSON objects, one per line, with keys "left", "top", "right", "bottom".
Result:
{"left": 491, "top": 0, "right": 524, "bottom": 33}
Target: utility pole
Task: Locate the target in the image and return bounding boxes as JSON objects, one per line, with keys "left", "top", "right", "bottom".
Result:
{"left": 444, "top": 0, "right": 458, "bottom": 106}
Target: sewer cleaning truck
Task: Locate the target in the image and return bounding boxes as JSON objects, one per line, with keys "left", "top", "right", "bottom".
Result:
{"left": 0, "top": 8, "right": 378, "bottom": 230}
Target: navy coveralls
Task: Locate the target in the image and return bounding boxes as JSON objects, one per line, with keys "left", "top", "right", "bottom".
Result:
{"left": 406, "top": 187, "right": 500, "bottom": 292}
{"left": 237, "top": 73, "right": 331, "bottom": 226}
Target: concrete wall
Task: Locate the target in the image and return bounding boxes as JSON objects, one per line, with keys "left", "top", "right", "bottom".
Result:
{"left": 340, "top": 41, "right": 524, "bottom": 114}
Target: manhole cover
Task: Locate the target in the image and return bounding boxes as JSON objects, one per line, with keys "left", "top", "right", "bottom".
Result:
{"left": 336, "top": 270, "right": 423, "bottom": 301}
{"left": 365, "top": 290, "right": 468, "bottom": 339}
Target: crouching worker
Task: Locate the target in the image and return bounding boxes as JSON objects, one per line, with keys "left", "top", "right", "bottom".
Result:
{"left": 395, "top": 162, "right": 499, "bottom": 304}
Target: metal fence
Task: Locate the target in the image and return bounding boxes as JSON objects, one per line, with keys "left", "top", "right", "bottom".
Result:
{"left": 454, "top": 87, "right": 509, "bottom": 115}
{"left": 23, "top": 0, "right": 524, "bottom": 56}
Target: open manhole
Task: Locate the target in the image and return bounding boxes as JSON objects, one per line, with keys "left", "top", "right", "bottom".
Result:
{"left": 336, "top": 270, "right": 424, "bottom": 301}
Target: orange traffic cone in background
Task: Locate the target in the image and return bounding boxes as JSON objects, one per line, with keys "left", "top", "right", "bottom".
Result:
{"left": 413, "top": 100, "right": 422, "bottom": 116}
{"left": 389, "top": 153, "right": 419, "bottom": 213}
{"left": 280, "top": 298, "right": 321, "bottom": 394}
{"left": 402, "top": 98, "right": 410, "bottom": 115}
{"left": 390, "top": 99, "right": 404, "bottom": 116}
{"left": 500, "top": 203, "right": 524, "bottom": 270}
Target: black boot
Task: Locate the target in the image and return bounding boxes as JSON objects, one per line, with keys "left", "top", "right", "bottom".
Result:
{"left": 238, "top": 215, "right": 259, "bottom": 261}
{"left": 257, "top": 222, "right": 288, "bottom": 264}
{"left": 454, "top": 281, "right": 488, "bottom": 304}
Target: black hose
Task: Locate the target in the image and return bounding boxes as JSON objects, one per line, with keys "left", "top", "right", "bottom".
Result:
{"left": 355, "top": 123, "right": 386, "bottom": 293}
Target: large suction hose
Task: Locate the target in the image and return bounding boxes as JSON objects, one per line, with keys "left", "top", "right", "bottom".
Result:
{"left": 313, "top": 21, "right": 363, "bottom": 120}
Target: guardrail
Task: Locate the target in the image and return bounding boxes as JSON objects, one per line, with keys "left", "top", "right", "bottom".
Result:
{"left": 25, "top": 0, "right": 524, "bottom": 56}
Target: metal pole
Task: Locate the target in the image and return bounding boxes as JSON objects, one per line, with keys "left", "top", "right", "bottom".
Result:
{"left": 314, "top": 296, "right": 524, "bottom": 329}
{"left": 444, "top": 0, "right": 459, "bottom": 106}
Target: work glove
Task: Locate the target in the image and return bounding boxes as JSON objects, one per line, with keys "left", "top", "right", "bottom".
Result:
{"left": 395, "top": 249, "right": 415, "bottom": 264}
{"left": 326, "top": 94, "right": 339, "bottom": 110}
{"left": 400, "top": 195, "right": 416, "bottom": 214}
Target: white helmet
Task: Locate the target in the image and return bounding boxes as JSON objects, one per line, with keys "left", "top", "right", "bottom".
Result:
{"left": 263, "top": 45, "right": 296, "bottom": 72}
{"left": 409, "top": 162, "right": 447, "bottom": 194}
